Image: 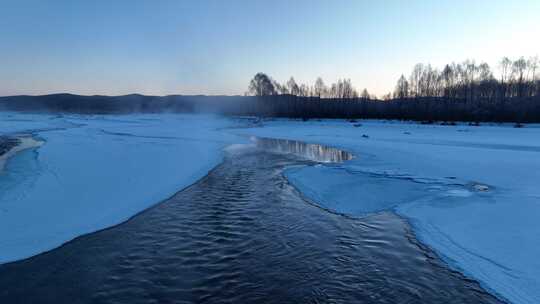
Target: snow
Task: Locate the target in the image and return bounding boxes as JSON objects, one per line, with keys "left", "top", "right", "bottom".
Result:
{"left": 0, "top": 137, "right": 43, "bottom": 171}
{"left": 0, "top": 113, "right": 242, "bottom": 264}
{"left": 1, "top": 112, "right": 539, "bottom": 304}
{"left": 235, "top": 119, "right": 540, "bottom": 304}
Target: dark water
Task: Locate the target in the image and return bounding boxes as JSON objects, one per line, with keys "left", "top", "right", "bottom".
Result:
{"left": 0, "top": 136, "right": 19, "bottom": 156}
{"left": 0, "top": 142, "right": 502, "bottom": 304}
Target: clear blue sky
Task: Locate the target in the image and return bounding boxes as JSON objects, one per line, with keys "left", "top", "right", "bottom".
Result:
{"left": 1, "top": 0, "right": 538, "bottom": 97}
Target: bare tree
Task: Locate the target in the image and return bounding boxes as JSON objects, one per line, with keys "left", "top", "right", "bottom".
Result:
{"left": 394, "top": 74, "right": 409, "bottom": 99}
{"left": 286, "top": 77, "right": 300, "bottom": 96}
{"left": 382, "top": 92, "right": 392, "bottom": 101}
{"left": 527, "top": 56, "right": 538, "bottom": 96}
{"left": 499, "top": 57, "right": 512, "bottom": 99}
{"left": 313, "top": 77, "right": 327, "bottom": 98}
{"left": 360, "top": 88, "right": 370, "bottom": 100}
{"left": 272, "top": 79, "right": 288, "bottom": 95}
{"left": 409, "top": 63, "right": 424, "bottom": 97}
{"left": 299, "top": 83, "right": 310, "bottom": 97}
{"left": 441, "top": 64, "right": 455, "bottom": 99}
{"left": 512, "top": 57, "right": 527, "bottom": 97}
{"left": 463, "top": 60, "right": 478, "bottom": 101}
{"left": 340, "top": 79, "right": 357, "bottom": 99}
{"left": 249, "top": 73, "right": 277, "bottom": 96}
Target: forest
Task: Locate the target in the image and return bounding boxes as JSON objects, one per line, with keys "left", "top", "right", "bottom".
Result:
{"left": 1, "top": 57, "right": 538, "bottom": 123}
{"left": 247, "top": 56, "right": 540, "bottom": 122}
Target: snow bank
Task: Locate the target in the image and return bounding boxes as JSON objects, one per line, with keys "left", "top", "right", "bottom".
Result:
{"left": 0, "top": 113, "right": 241, "bottom": 264}
{"left": 0, "top": 137, "right": 43, "bottom": 171}
{"left": 2, "top": 113, "right": 538, "bottom": 303}
{"left": 236, "top": 119, "right": 540, "bottom": 304}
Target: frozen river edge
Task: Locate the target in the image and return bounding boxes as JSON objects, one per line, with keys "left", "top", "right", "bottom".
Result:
{"left": 1, "top": 114, "right": 538, "bottom": 304}
{"left": 0, "top": 113, "right": 243, "bottom": 265}
{"left": 236, "top": 119, "right": 540, "bottom": 304}
{"left": 0, "top": 136, "right": 502, "bottom": 303}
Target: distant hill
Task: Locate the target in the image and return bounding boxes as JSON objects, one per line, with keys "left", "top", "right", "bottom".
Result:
{"left": 1, "top": 93, "right": 538, "bottom": 123}
{"left": 0, "top": 94, "right": 303, "bottom": 116}
{"left": 0, "top": 94, "right": 265, "bottom": 114}
{"left": 0, "top": 94, "right": 189, "bottom": 113}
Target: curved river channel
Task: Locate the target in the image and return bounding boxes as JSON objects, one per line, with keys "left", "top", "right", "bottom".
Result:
{"left": 0, "top": 137, "right": 502, "bottom": 303}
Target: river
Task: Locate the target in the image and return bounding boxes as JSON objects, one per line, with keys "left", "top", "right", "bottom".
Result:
{"left": 0, "top": 138, "right": 502, "bottom": 303}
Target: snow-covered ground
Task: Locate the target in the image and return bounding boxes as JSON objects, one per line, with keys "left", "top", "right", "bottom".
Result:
{"left": 235, "top": 119, "right": 540, "bottom": 304}
{"left": 0, "top": 112, "right": 242, "bottom": 264}
{"left": 0, "top": 137, "right": 43, "bottom": 171}
{"left": 1, "top": 113, "right": 538, "bottom": 304}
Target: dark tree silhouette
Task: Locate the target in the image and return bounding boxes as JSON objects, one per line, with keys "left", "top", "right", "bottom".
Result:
{"left": 286, "top": 77, "right": 300, "bottom": 96}
{"left": 394, "top": 75, "right": 409, "bottom": 99}
{"left": 249, "top": 73, "right": 277, "bottom": 96}
{"left": 360, "top": 88, "right": 370, "bottom": 100}
{"left": 235, "top": 56, "right": 540, "bottom": 122}
{"left": 314, "top": 77, "right": 328, "bottom": 98}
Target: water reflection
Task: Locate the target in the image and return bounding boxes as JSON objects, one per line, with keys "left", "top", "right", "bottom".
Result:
{"left": 252, "top": 136, "right": 353, "bottom": 163}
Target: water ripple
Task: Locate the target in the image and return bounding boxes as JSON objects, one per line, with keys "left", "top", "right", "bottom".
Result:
{"left": 0, "top": 145, "right": 502, "bottom": 303}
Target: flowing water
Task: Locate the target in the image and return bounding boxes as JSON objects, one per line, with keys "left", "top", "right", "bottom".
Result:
{"left": 0, "top": 139, "right": 502, "bottom": 304}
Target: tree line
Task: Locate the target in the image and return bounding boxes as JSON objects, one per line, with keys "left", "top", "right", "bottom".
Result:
{"left": 1, "top": 57, "right": 538, "bottom": 123}
{"left": 246, "top": 56, "right": 540, "bottom": 122}
{"left": 248, "top": 73, "right": 373, "bottom": 99}
{"left": 393, "top": 57, "right": 539, "bottom": 101}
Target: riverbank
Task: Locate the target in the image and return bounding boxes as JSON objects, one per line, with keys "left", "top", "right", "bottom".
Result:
{"left": 0, "top": 112, "right": 537, "bottom": 303}
{"left": 0, "top": 137, "right": 19, "bottom": 156}
{"left": 0, "top": 142, "right": 502, "bottom": 303}
{"left": 235, "top": 119, "right": 540, "bottom": 304}
{"left": 0, "top": 113, "right": 241, "bottom": 264}
{"left": 0, "top": 136, "right": 43, "bottom": 171}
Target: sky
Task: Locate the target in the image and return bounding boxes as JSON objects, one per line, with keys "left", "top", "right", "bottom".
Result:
{"left": 0, "top": 0, "right": 539, "bottom": 97}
